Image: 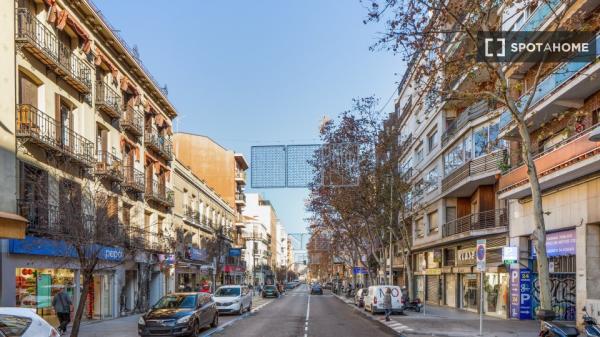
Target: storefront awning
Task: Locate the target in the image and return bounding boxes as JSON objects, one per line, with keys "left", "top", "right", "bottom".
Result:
{"left": 0, "top": 212, "right": 28, "bottom": 239}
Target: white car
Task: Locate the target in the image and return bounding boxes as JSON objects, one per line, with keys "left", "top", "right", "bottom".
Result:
{"left": 212, "top": 285, "right": 252, "bottom": 315}
{"left": 0, "top": 307, "right": 59, "bottom": 337}
{"left": 363, "top": 285, "right": 404, "bottom": 314}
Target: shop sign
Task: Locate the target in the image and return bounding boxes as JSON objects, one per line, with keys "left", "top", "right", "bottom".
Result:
{"left": 476, "top": 239, "right": 486, "bottom": 272}
{"left": 433, "top": 249, "right": 442, "bottom": 263}
{"left": 510, "top": 268, "right": 533, "bottom": 320}
{"left": 531, "top": 229, "right": 576, "bottom": 258}
{"left": 424, "top": 268, "right": 441, "bottom": 275}
{"left": 9, "top": 236, "right": 123, "bottom": 262}
{"left": 502, "top": 246, "right": 518, "bottom": 265}
{"left": 228, "top": 248, "right": 242, "bottom": 257}
{"left": 353, "top": 267, "right": 368, "bottom": 275}
{"left": 457, "top": 247, "right": 476, "bottom": 265}
{"left": 189, "top": 248, "right": 207, "bottom": 261}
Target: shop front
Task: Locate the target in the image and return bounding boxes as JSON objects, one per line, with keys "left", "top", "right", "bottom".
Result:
{"left": 456, "top": 246, "right": 478, "bottom": 312}
{"left": 484, "top": 270, "right": 509, "bottom": 318}
{"left": 175, "top": 247, "right": 209, "bottom": 291}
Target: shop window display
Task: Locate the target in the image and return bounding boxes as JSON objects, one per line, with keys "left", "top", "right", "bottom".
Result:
{"left": 484, "top": 273, "right": 509, "bottom": 317}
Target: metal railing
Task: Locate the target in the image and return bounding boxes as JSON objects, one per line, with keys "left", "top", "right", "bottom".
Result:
{"left": 235, "top": 192, "right": 246, "bottom": 203}
{"left": 442, "top": 209, "right": 507, "bottom": 237}
{"left": 441, "top": 150, "right": 506, "bottom": 192}
{"left": 184, "top": 206, "right": 201, "bottom": 224}
{"left": 122, "top": 165, "right": 144, "bottom": 192}
{"left": 235, "top": 170, "right": 246, "bottom": 182}
{"left": 15, "top": 8, "right": 92, "bottom": 92}
{"left": 442, "top": 100, "right": 491, "bottom": 146}
{"left": 95, "top": 150, "right": 123, "bottom": 180}
{"left": 144, "top": 127, "right": 173, "bottom": 161}
{"left": 145, "top": 179, "right": 174, "bottom": 206}
{"left": 513, "top": 0, "right": 561, "bottom": 32}
{"left": 17, "top": 199, "right": 63, "bottom": 235}
{"left": 16, "top": 104, "right": 95, "bottom": 167}
{"left": 95, "top": 81, "right": 122, "bottom": 118}
{"left": 121, "top": 105, "right": 144, "bottom": 136}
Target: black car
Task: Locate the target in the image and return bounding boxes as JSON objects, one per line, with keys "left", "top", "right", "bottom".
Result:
{"left": 310, "top": 284, "right": 323, "bottom": 295}
{"left": 138, "top": 293, "right": 218, "bottom": 336}
{"left": 262, "top": 285, "right": 279, "bottom": 298}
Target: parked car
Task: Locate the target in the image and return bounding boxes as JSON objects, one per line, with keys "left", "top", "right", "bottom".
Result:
{"left": 310, "top": 284, "right": 323, "bottom": 295}
{"left": 354, "top": 288, "right": 367, "bottom": 307}
{"left": 213, "top": 285, "right": 252, "bottom": 315}
{"left": 138, "top": 293, "right": 218, "bottom": 336}
{"left": 285, "top": 282, "right": 296, "bottom": 290}
{"left": 363, "top": 286, "right": 404, "bottom": 314}
{"left": 262, "top": 285, "right": 279, "bottom": 298}
{"left": 323, "top": 282, "right": 333, "bottom": 290}
{"left": 0, "top": 308, "right": 59, "bottom": 337}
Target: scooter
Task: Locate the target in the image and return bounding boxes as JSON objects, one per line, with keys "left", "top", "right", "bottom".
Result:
{"left": 583, "top": 307, "right": 600, "bottom": 337}
{"left": 539, "top": 320, "right": 579, "bottom": 337}
{"left": 403, "top": 297, "right": 423, "bottom": 312}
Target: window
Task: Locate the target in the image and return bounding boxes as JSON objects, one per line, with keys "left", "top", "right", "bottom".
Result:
{"left": 425, "top": 167, "right": 439, "bottom": 192}
{"left": 415, "top": 144, "right": 424, "bottom": 164}
{"left": 428, "top": 128, "right": 438, "bottom": 152}
{"left": 416, "top": 217, "right": 425, "bottom": 238}
{"left": 0, "top": 314, "right": 32, "bottom": 336}
{"left": 18, "top": 72, "right": 39, "bottom": 107}
{"left": 473, "top": 125, "right": 488, "bottom": 157}
{"left": 446, "top": 206, "right": 457, "bottom": 223}
{"left": 541, "top": 129, "right": 569, "bottom": 152}
{"left": 428, "top": 211, "right": 439, "bottom": 233}
{"left": 399, "top": 157, "right": 413, "bottom": 177}
{"left": 593, "top": 108, "right": 600, "bottom": 125}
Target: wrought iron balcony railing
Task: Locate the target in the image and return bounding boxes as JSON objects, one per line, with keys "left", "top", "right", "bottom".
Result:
{"left": 235, "top": 192, "right": 246, "bottom": 204}
{"left": 442, "top": 209, "right": 508, "bottom": 237}
{"left": 16, "top": 104, "right": 95, "bottom": 167}
{"left": 145, "top": 179, "right": 174, "bottom": 207}
{"left": 95, "top": 81, "right": 122, "bottom": 119}
{"left": 95, "top": 150, "right": 123, "bottom": 181}
{"left": 121, "top": 105, "right": 144, "bottom": 137}
{"left": 122, "top": 165, "right": 144, "bottom": 193}
{"left": 441, "top": 149, "right": 506, "bottom": 193}
{"left": 15, "top": 8, "right": 92, "bottom": 93}
{"left": 144, "top": 127, "right": 173, "bottom": 161}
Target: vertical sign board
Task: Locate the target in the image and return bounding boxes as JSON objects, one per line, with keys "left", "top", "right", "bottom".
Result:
{"left": 476, "top": 239, "right": 486, "bottom": 272}
{"left": 519, "top": 269, "right": 533, "bottom": 319}
{"left": 510, "top": 267, "right": 521, "bottom": 319}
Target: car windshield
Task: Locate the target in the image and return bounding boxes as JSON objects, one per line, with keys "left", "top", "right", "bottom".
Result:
{"left": 153, "top": 295, "right": 196, "bottom": 309}
{"left": 0, "top": 314, "right": 32, "bottom": 337}
{"left": 215, "top": 288, "right": 241, "bottom": 297}
{"left": 264, "top": 285, "right": 276, "bottom": 290}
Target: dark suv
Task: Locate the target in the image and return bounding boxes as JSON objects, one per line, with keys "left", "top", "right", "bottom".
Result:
{"left": 262, "top": 285, "right": 279, "bottom": 298}
{"left": 138, "top": 293, "right": 218, "bottom": 336}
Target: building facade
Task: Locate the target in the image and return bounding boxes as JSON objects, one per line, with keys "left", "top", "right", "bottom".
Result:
{"left": 171, "top": 159, "right": 238, "bottom": 291}
{"left": 1, "top": 0, "right": 177, "bottom": 323}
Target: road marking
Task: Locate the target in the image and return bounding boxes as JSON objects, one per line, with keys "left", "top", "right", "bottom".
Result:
{"left": 304, "top": 290, "right": 310, "bottom": 337}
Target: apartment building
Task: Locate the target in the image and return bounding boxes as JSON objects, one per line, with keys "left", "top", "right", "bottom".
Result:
{"left": 242, "top": 220, "right": 271, "bottom": 286}
{"left": 243, "top": 193, "right": 278, "bottom": 281}
{"left": 173, "top": 133, "right": 249, "bottom": 249}
{"left": 497, "top": 0, "right": 600, "bottom": 325}
{"left": 0, "top": 0, "right": 177, "bottom": 321}
{"left": 171, "top": 159, "right": 238, "bottom": 290}
{"left": 384, "top": 0, "right": 600, "bottom": 325}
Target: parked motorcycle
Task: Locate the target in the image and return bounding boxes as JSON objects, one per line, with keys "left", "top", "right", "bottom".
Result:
{"left": 539, "top": 320, "right": 579, "bottom": 337}
{"left": 583, "top": 307, "right": 600, "bottom": 337}
{"left": 403, "top": 297, "right": 423, "bottom": 312}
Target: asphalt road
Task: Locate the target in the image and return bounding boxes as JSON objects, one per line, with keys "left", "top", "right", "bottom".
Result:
{"left": 211, "top": 284, "right": 397, "bottom": 337}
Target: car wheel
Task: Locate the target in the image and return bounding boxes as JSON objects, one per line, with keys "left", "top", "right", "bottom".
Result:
{"left": 248, "top": 301, "right": 252, "bottom": 311}
{"left": 238, "top": 303, "right": 244, "bottom": 315}
{"left": 192, "top": 319, "right": 200, "bottom": 335}
{"left": 210, "top": 313, "right": 219, "bottom": 328}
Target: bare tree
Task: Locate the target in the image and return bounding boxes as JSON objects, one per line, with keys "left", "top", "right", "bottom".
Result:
{"left": 361, "top": 0, "right": 594, "bottom": 317}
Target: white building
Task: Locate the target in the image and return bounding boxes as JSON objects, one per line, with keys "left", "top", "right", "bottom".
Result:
{"left": 242, "top": 221, "right": 270, "bottom": 286}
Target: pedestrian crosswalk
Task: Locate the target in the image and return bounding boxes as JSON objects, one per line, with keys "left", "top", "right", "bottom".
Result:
{"left": 381, "top": 318, "right": 414, "bottom": 334}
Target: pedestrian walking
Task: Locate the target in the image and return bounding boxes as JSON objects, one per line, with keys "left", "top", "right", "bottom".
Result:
{"left": 383, "top": 288, "right": 392, "bottom": 321}
{"left": 52, "top": 286, "right": 72, "bottom": 334}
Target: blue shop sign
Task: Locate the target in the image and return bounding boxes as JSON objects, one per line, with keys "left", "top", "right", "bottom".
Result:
{"left": 228, "top": 248, "right": 241, "bottom": 257}
{"left": 189, "top": 247, "right": 207, "bottom": 261}
{"left": 531, "top": 229, "right": 576, "bottom": 258}
{"left": 353, "top": 267, "right": 368, "bottom": 275}
{"left": 10, "top": 236, "right": 124, "bottom": 262}
{"left": 519, "top": 269, "right": 533, "bottom": 320}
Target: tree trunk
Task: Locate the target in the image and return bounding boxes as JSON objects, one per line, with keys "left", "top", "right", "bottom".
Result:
{"left": 403, "top": 251, "right": 414, "bottom": 299}
{"left": 70, "top": 273, "right": 92, "bottom": 337}
{"left": 517, "top": 123, "right": 552, "bottom": 315}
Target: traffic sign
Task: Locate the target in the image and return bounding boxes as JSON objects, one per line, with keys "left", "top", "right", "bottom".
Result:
{"left": 502, "top": 246, "right": 518, "bottom": 265}
{"left": 476, "top": 239, "right": 486, "bottom": 272}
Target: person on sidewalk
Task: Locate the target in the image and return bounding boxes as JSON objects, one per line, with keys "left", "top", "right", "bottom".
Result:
{"left": 383, "top": 288, "right": 392, "bottom": 322}
{"left": 52, "top": 286, "right": 72, "bottom": 334}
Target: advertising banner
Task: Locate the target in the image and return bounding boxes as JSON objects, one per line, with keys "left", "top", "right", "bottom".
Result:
{"left": 519, "top": 269, "right": 533, "bottom": 320}
{"left": 531, "top": 229, "right": 576, "bottom": 258}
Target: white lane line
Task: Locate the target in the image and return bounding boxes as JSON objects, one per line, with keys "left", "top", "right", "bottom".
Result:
{"left": 304, "top": 291, "right": 311, "bottom": 337}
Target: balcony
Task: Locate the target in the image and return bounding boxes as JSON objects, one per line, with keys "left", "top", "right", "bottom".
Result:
{"left": 183, "top": 206, "right": 200, "bottom": 224}
{"left": 235, "top": 192, "right": 246, "bottom": 205}
{"left": 441, "top": 150, "right": 506, "bottom": 197}
{"left": 442, "top": 209, "right": 508, "bottom": 238}
{"left": 121, "top": 106, "right": 144, "bottom": 137}
{"left": 499, "top": 126, "right": 600, "bottom": 199}
{"left": 442, "top": 100, "right": 491, "bottom": 146}
{"left": 125, "top": 225, "right": 170, "bottom": 253}
{"left": 144, "top": 127, "right": 173, "bottom": 161}
{"left": 512, "top": 0, "right": 561, "bottom": 32}
{"left": 95, "top": 150, "right": 123, "bottom": 182}
{"left": 145, "top": 179, "right": 174, "bottom": 207}
{"left": 16, "top": 104, "right": 95, "bottom": 168}
{"left": 15, "top": 8, "right": 92, "bottom": 93}
{"left": 121, "top": 165, "right": 144, "bottom": 193}
{"left": 235, "top": 170, "right": 246, "bottom": 184}
{"left": 95, "top": 81, "right": 122, "bottom": 119}
{"left": 17, "top": 199, "right": 64, "bottom": 236}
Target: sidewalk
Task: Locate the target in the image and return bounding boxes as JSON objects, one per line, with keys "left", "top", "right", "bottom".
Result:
{"left": 333, "top": 293, "right": 544, "bottom": 337}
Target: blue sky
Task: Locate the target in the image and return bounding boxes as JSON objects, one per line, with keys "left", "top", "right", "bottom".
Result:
{"left": 95, "top": 0, "right": 404, "bottom": 237}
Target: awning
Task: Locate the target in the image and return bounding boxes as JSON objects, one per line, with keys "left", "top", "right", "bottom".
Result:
{"left": 0, "top": 212, "right": 28, "bottom": 239}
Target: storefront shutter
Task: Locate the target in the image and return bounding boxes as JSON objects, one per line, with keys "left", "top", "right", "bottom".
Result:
{"left": 426, "top": 275, "right": 440, "bottom": 304}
